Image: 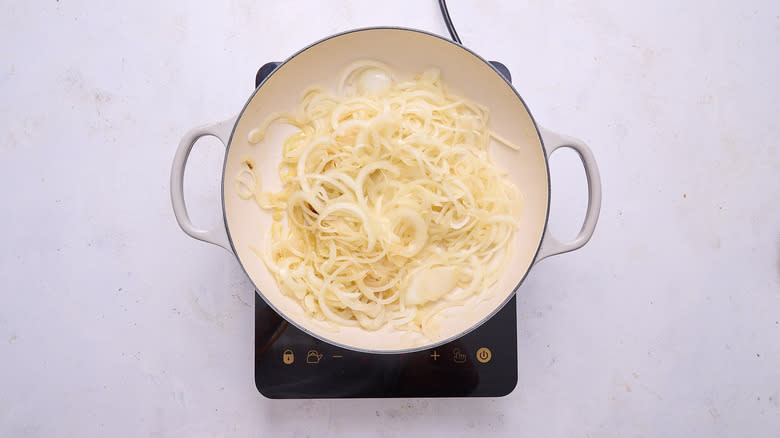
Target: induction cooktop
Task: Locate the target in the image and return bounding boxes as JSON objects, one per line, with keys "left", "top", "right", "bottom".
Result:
{"left": 253, "top": 60, "right": 519, "bottom": 399}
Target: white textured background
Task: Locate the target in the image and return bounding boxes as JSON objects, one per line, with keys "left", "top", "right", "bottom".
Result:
{"left": 1, "top": 0, "right": 778, "bottom": 436}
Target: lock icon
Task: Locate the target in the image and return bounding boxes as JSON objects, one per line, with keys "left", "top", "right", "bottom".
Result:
{"left": 282, "top": 349, "right": 294, "bottom": 365}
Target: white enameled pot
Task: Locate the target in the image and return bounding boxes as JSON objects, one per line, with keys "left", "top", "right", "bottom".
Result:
{"left": 171, "top": 27, "right": 601, "bottom": 353}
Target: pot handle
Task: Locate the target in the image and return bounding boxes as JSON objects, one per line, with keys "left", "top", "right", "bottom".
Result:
{"left": 534, "top": 127, "right": 602, "bottom": 263}
{"left": 170, "top": 115, "right": 238, "bottom": 252}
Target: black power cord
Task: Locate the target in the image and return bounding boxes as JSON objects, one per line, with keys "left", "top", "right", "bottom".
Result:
{"left": 438, "top": 1, "right": 513, "bottom": 84}
{"left": 438, "top": 0, "right": 462, "bottom": 44}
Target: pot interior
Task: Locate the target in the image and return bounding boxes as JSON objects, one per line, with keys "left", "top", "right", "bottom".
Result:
{"left": 223, "top": 28, "right": 548, "bottom": 352}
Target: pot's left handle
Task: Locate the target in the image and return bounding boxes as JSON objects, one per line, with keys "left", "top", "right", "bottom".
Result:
{"left": 170, "top": 115, "right": 238, "bottom": 252}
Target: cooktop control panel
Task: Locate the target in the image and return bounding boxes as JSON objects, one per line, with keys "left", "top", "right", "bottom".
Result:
{"left": 255, "top": 292, "right": 518, "bottom": 398}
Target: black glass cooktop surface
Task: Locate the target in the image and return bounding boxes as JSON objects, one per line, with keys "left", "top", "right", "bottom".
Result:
{"left": 255, "top": 293, "right": 517, "bottom": 399}
{"left": 253, "top": 60, "right": 518, "bottom": 399}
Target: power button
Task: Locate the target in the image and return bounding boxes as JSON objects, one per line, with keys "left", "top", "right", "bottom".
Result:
{"left": 476, "top": 347, "right": 492, "bottom": 363}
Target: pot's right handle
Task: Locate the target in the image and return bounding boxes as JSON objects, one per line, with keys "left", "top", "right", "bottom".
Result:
{"left": 534, "top": 127, "right": 602, "bottom": 263}
{"left": 170, "top": 115, "right": 238, "bottom": 252}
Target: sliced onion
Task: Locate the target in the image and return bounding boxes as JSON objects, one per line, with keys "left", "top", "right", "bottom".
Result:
{"left": 238, "top": 60, "right": 523, "bottom": 333}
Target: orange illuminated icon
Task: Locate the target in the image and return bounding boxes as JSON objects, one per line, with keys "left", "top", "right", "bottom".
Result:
{"left": 306, "top": 350, "right": 323, "bottom": 364}
{"left": 282, "top": 349, "right": 294, "bottom": 365}
{"left": 476, "top": 347, "right": 492, "bottom": 363}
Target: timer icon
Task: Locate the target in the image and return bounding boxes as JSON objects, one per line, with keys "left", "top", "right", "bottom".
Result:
{"left": 476, "top": 347, "right": 492, "bottom": 363}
